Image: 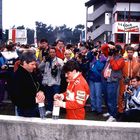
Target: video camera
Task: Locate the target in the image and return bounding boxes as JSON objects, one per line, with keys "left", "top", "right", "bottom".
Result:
{"left": 42, "top": 49, "right": 51, "bottom": 62}
{"left": 127, "top": 85, "right": 134, "bottom": 92}
{"left": 124, "top": 85, "right": 134, "bottom": 95}
{"left": 108, "top": 45, "right": 122, "bottom": 56}
{"left": 93, "top": 50, "right": 101, "bottom": 56}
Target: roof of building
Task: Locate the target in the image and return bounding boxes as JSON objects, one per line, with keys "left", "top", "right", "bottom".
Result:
{"left": 85, "top": 0, "right": 103, "bottom": 7}
{"left": 115, "top": 0, "right": 140, "bottom": 2}
{"left": 85, "top": 0, "right": 140, "bottom": 7}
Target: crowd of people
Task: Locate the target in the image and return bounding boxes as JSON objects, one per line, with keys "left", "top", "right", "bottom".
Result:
{"left": 0, "top": 39, "right": 140, "bottom": 122}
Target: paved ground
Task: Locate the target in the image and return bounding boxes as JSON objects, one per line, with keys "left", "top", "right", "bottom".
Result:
{"left": 0, "top": 100, "right": 107, "bottom": 121}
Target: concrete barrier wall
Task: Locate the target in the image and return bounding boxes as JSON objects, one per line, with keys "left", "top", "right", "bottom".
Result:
{"left": 0, "top": 115, "right": 140, "bottom": 140}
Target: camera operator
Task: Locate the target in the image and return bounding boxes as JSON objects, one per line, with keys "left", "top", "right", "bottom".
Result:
{"left": 77, "top": 46, "right": 93, "bottom": 80}
{"left": 38, "top": 47, "right": 64, "bottom": 116}
{"left": 88, "top": 48, "right": 106, "bottom": 114}
{"left": 119, "top": 76, "right": 140, "bottom": 122}
{"left": 101, "top": 43, "right": 125, "bottom": 121}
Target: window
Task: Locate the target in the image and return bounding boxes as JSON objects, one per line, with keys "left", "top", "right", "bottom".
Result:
{"left": 117, "top": 11, "right": 129, "bottom": 21}
{"left": 130, "top": 12, "right": 140, "bottom": 22}
{"left": 131, "top": 34, "right": 139, "bottom": 44}
{"left": 115, "top": 33, "right": 126, "bottom": 43}
{"left": 117, "top": 11, "right": 140, "bottom": 22}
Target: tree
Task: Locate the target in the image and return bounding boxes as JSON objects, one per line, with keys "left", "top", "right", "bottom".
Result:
{"left": 4, "top": 22, "right": 86, "bottom": 45}
{"left": 17, "top": 25, "right": 25, "bottom": 29}
{"left": 27, "top": 28, "right": 34, "bottom": 44}
{"left": 75, "top": 24, "right": 85, "bottom": 30}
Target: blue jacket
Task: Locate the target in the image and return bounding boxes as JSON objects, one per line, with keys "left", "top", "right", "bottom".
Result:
{"left": 0, "top": 55, "right": 6, "bottom": 68}
{"left": 88, "top": 54, "right": 106, "bottom": 82}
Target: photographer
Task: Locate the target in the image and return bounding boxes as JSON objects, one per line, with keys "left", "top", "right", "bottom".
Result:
{"left": 88, "top": 48, "right": 106, "bottom": 114}
{"left": 101, "top": 43, "right": 125, "bottom": 121}
{"left": 119, "top": 76, "right": 140, "bottom": 122}
{"left": 77, "top": 46, "right": 93, "bottom": 80}
{"left": 38, "top": 47, "right": 64, "bottom": 116}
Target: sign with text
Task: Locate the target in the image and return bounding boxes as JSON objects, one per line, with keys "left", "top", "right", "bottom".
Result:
{"left": 9, "top": 29, "right": 27, "bottom": 44}
{"left": 117, "top": 22, "right": 140, "bottom": 32}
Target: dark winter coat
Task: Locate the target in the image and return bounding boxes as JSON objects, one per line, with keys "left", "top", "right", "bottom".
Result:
{"left": 10, "top": 65, "right": 42, "bottom": 109}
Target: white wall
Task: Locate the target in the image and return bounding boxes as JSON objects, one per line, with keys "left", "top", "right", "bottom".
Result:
{"left": 1, "top": 115, "right": 140, "bottom": 140}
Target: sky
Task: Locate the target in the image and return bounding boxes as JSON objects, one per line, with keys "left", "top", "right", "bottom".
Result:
{"left": 3, "top": 0, "right": 88, "bottom": 30}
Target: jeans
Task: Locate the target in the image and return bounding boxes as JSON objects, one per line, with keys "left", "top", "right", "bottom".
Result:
{"left": 101, "top": 78, "right": 108, "bottom": 109}
{"left": 44, "top": 85, "right": 60, "bottom": 111}
{"left": 106, "top": 81, "right": 119, "bottom": 118}
{"left": 89, "top": 80, "right": 102, "bottom": 113}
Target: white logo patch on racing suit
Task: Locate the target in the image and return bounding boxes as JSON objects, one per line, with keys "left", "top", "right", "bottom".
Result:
{"left": 76, "top": 90, "right": 86, "bottom": 104}
{"left": 66, "top": 90, "right": 75, "bottom": 101}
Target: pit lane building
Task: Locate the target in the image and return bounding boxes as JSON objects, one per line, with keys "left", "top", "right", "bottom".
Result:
{"left": 85, "top": 0, "right": 140, "bottom": 45}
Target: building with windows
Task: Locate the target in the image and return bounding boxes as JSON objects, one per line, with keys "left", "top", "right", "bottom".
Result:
{"left": 85, "top": 0, "right": 140, "bottom": 45}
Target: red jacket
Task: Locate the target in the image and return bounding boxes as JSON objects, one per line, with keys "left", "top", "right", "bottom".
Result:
{"left": 122, "top": 56, "right": 139, "bottom": 78}
{"left": 110, "top": 56, "right": 125, "bottom": 71}
{"left": 56, "top": 47, "right": 65, "bottom": 60}
{"left": 63, "top": 73, "right": 90, "bottom": 120}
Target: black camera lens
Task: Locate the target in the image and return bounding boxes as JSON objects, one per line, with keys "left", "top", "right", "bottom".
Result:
{"left": 51, "top": 65, "right": 58, "bottom": 77}
{"left": 108, "top": 49, "right": 115, "bottom": 56}
{"left": 127, "top": 86, "right": 133, "bottom": 91}
{"left": 93, "top": 51, "right": 98, "bottom": 56}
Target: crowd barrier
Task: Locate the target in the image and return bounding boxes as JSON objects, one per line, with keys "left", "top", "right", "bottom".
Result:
{"left": 0, "top": 115, "right": 140, "bottom": 140}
